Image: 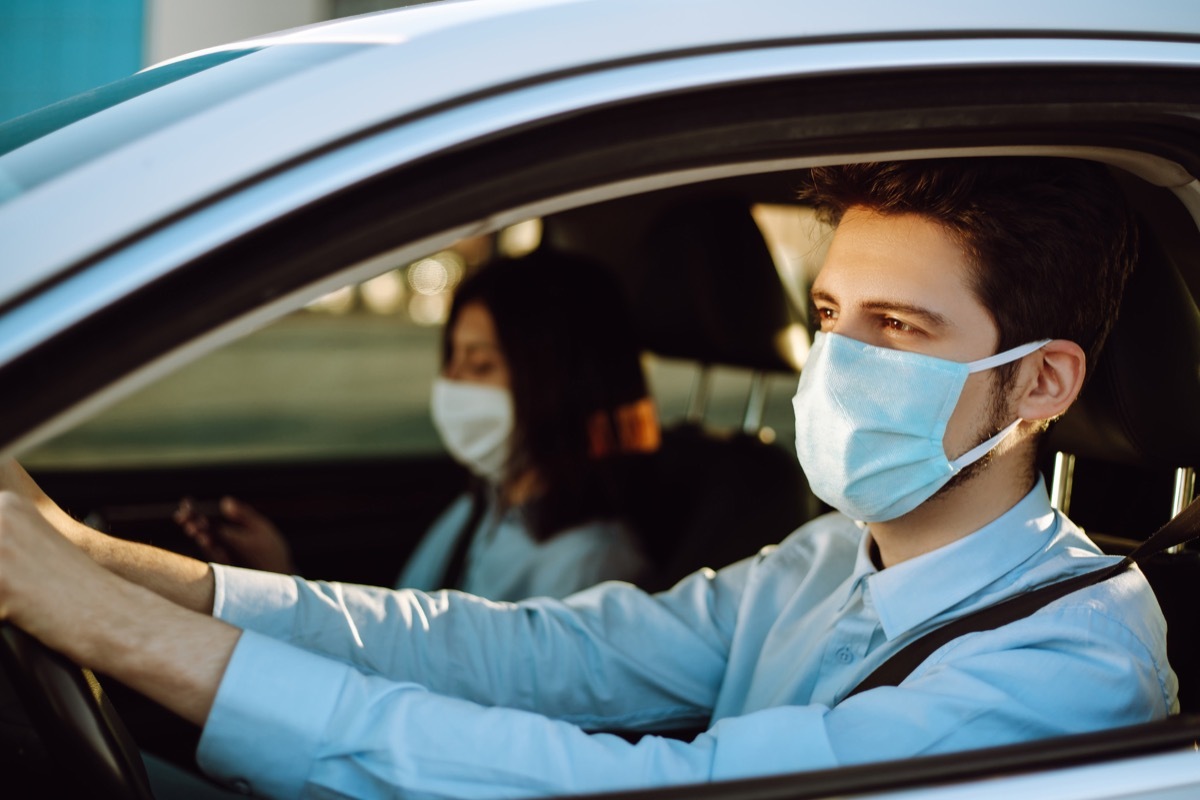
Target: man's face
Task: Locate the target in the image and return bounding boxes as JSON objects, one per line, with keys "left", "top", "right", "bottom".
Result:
{"left": 809, "top": 206, "right": 1010, "bottom": 463}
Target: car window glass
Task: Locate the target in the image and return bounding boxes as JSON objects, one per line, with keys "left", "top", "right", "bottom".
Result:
{"left": 20, "top": 240, "right": 496, "bottom": 470}
{"left": 21, "top": 202, "right": 815, "bottom": 470}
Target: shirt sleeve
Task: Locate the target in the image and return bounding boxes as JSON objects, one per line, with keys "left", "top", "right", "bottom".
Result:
{"left": 196, "top": 630, "right": 836, "bottom": 800}
{"left": 211, "top": 556, "right": 750, "bottom": 729}
{"left": 197, "top": 575, "right": 1173, "bottom": 800}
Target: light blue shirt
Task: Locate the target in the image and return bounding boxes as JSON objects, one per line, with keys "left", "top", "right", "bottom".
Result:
{"left": 396, "top": 492, "right": 650, "bottom": 601}
{"left": 197, "top": 481, "right": 1176, "bottom": 799}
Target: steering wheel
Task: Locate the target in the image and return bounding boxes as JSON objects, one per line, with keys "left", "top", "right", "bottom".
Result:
{"left": 0, "top": 622, "right": 154, "bottom": 799}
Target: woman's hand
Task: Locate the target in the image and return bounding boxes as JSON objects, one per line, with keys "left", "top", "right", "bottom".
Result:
{"left": 174, "top": 497, "right": 296, "bottom": 574}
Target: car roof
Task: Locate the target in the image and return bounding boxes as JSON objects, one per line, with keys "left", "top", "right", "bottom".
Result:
{"left": 210, "top": 0, "right": 1200, "bottom": 55}
{"left": 2, "top": 0, "right": 1199, "bottom": 311}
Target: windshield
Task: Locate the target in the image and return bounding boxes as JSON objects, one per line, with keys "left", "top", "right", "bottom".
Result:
{"left": 0, "top": 44, "right": 368, "bottom": 206}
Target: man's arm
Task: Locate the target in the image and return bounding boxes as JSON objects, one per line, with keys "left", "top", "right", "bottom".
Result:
{"left": 196, "top": 571, "right": 1172, "bottom": 800}
{"left": 210, "top": 558, "right": 746, "bottom": 726}
{"left": 0, "top": 460, "right": 215, "bottom": 613}
{"left": 2, "top": 480, "right": 1170, "bottom": 799}
{"left": 0, "top": 491, "right": 234, "bottom": 725}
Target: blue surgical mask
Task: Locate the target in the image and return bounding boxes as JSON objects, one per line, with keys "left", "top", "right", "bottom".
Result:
{"left": 792, "top": 332, "right": 1051, "bottom": 522}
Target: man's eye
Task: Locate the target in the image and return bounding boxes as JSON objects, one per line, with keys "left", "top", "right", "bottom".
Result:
{"left": 882, "top": 317, "right": 915, "bottom": 333}
{"left": 814, "top": 307, "right": 837, "bottom": 327}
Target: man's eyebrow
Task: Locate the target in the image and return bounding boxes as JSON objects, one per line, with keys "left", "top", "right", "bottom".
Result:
{"left": 860, "top": 299, "right": 952, "bottom": 329}
{"left": 809, "top": 289, "right": 952, "bottom": 329}
{"left": 810, "top": 288, "right": 836, "bottom": 306}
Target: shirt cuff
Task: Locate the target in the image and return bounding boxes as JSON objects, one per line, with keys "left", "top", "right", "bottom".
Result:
{"left": 211, "top": 563, "right": 300, "bottom": 631}
{"left": 196, "top": 629, "right": 347, "bottom": 799}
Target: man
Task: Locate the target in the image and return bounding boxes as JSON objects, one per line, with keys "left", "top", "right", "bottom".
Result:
{"left": 0, "top": 158, "right": 1176, "bottom": 799}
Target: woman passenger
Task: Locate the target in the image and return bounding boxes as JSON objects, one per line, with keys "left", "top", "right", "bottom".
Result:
{"left": 176, "top": 251, "right": 657, "bottom": 600}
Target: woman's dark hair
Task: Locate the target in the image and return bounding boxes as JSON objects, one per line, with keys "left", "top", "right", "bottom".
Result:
{"left": 442, "top": 249, "right": 656, "bottom": 541}
{"left": 798, "top": 158, "right": 1138, "bottom": 385}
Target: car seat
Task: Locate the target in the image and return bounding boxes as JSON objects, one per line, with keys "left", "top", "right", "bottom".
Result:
{"left": 630, "top": 197, "right": 815, "bottom": 589}
{"left": 542, "top": 194, "right": 816, "bottom": 591}
{"left": 1044, "top": 185, "right": 1200, "bottom": 711}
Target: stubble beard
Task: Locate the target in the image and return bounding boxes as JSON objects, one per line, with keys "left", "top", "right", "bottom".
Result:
{"left": 929, "top": 370, "right": 1016, "bottom": 501}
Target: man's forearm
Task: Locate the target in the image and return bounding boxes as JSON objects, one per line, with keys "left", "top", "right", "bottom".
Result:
{"left": 80, "top": 526, "right": 216, "bottom": 615}
{"left": 68, "top": 567, "right": 238, "bottom": 726}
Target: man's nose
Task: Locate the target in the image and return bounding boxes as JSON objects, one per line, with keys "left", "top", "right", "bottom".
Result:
{"left": 825, "top": 315, "right": 875, "bottom": 346}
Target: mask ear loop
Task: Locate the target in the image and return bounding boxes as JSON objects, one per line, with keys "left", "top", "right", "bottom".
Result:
{"left": 949, "top": 417, "right": 1024, "bottom": 470}
{"left": 964, "top": 339, "right": 1053, "bottom": 373}
{"left": 950, "top": 339, "right": 1053, "bottom": 470}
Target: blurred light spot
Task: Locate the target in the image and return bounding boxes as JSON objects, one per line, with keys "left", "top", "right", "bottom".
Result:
{"left": 779, "top": 323, "right": 811, "bottom": 369}
{"left": 439, "top": 250, "right": 466, "bottom": 289}
{"left": 497, "top": 219, "right": 542, "bottom": 258}
{"left": 408, "top": 251, "right": 466, "bottom": 296}
{"left": 306, "top": 285, "right": 356, "bottom": 314}
{"left": 408, "top": 258, "right": 448, "bottom": 296}
{"left": 758, "top": 427, "right": 777, "bottom": 445}
{"left": 361, "top": 269, "right": 407, "bottom": 314}
{"left": 409, "top": 293, "right": 450, "bottom": 326}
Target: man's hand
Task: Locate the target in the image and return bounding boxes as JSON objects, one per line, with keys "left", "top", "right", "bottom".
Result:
{"left": 0, "top": 490, "right": 106, "bottom": 644}
{"left": 0, "top": 459, "right": 93, "bottom": 547}
{"left": 0, "top": 459, "right": 218, "bottom": 614}
{"left": 0, "top": 490, "right": 240, "bottom": 726}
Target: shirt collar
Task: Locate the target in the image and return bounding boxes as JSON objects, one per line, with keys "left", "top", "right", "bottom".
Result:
{"left": 864, "top": 477, "right": 1059, "bottom": 641}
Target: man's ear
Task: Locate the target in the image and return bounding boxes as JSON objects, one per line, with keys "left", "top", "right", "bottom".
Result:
{"left": 1013, "top": 339, "right": 1087, "bottom": 422}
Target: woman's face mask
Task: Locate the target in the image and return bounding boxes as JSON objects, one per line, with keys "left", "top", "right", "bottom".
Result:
{"left": 434, "top": 301, "right": 514, "bottom": 481}
{"left": 430, "top": 377, "right": 513, "bottom": 482}
{"left": 792, "top": 332, "right": 1050, "bottom": 522}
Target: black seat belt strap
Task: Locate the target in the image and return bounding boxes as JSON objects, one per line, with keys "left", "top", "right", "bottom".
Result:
{"left": 843, "top": 494, "right": 1200, "bottom": 700}
{"left": 441, "top": 485, "right": 488, "bottom": 591}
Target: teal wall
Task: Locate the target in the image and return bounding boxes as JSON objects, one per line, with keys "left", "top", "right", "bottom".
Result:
{"left": 0, "top": 0, "right": 144, "bottom": 122}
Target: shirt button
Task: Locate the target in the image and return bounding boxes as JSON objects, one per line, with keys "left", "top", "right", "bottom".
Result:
{"left": 231, "top": 779, "right": 252, "bottom": 795}
{"left": 835, "top": 647, "right": 854, "bottom": 663}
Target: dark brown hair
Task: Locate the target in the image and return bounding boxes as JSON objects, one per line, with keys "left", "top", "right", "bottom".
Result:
{"left": 443, "top": 250, "right": 654, "bottom": 541}
{"left": 798, "top": 158, "right": 1138, "bottom": 382}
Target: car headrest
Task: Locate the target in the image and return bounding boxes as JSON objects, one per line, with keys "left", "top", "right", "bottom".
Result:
{"left": 1046, "top": 227, "right": 1200, "bottom": 467}
{"left": 633, "top": 197, "right": 802, "bottom": 373}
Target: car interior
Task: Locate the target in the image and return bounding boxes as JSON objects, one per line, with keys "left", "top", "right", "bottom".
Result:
{"left": 1040, "top": 172, "right": 1200, "bottom": 712}
{"left": 3, "top": 155, "right": 1200, "bottom": 798}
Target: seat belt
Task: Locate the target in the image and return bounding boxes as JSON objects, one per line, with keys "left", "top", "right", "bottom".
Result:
{"left": 843, "top": 495, "right": 1200, "bottom": 700}
{"left": 440, "top": 485, "right": 489, "bottom": 591}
